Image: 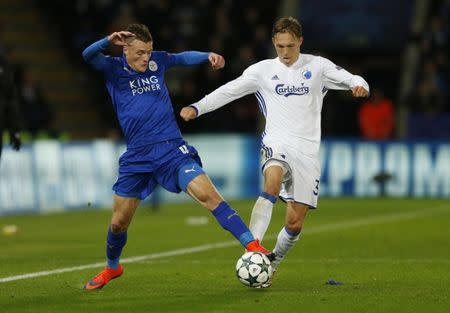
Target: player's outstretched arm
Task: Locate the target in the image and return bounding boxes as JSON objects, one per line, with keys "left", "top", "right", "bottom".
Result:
{"left": 169, "top": 51, "right": 225, "bottom": 69}
{"left": 180, "top": 65, "right": 259, "bottom": 120}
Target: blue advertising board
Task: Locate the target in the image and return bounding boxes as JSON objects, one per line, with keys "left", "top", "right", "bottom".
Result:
{"left": 0, "top": 136, "right": 448, "bottom": 215}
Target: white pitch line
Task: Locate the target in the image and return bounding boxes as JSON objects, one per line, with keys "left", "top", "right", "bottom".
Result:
{"left": 0, "top": 205, "right": 448, "bottom": 283}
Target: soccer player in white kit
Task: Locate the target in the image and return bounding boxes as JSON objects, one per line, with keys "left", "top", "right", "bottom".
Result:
{"left": 181, "top": 16, "right": 370, "bottom": 287}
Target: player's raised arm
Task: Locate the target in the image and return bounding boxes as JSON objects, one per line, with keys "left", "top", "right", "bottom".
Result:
{"left": 107, "top": 31, "right": 135, "bottom": 47}
{"left": 82, "top": 31, "right": 135, "bottom": 70}
{"left": 320, "top": 57, "right": 370, "bottom": 97}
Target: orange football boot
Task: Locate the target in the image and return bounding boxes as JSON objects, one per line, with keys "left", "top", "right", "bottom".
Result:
{"left": 246, "top": 240, "right": 275, "bottom": 261}
{"left": 84, "top": 265, "right": 123, "bottom": 290}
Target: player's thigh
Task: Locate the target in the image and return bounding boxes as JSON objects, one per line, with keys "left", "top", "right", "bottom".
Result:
{"left": 262, "top": 161, "right": 285, "bottom": 195}
{"left": 261, "top": 143, "right": 292, "bottom": 194}
{"left": 285, "top": 201, "right": 309, "bottom": 231}
{"left": 155, "top": 141, "right": 203, "bottom": 194}
{"left": 186, "top": 173, "right": 224, "bottom": 211}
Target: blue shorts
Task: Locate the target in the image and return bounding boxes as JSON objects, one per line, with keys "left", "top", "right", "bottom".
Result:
{"left": 112, "top": 138, "right": 203, "bottom": 200}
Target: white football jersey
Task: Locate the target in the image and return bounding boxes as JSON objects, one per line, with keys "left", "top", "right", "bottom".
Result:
{"left": 192, "top": 54, "right": 369, "bottom": 157}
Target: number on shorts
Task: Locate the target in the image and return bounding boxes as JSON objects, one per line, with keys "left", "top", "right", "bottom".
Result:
{"left": 313, "top": 179, "right": 320, "bottom": 196}
{"left": 179, "top": 145, "right": 189, "bottom": 154}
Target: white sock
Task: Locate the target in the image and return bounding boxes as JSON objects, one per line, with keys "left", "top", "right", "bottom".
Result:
{"left": 249, "top": 196, "right": 274, "bottom": 242}
{"left": 272, "top": 226, "right": 300, "bottom": 270}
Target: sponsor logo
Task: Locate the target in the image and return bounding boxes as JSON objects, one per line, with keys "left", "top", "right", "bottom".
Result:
{"left": 275, "top": 84, "right": 309, "bottom": 97}
{"left": 148, "top": 61, "right": 158, "bottom": 71}
{"left": 129, "top": 75, "right": 161, "bottom": 96}
{"left": 271, "top": 74, "right": 279, "bottom": 80}
{"left": 184, "top": 165, "right": 196, "bottom": 173}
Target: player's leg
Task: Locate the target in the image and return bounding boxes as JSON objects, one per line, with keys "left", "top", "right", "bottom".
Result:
{"left": 258, "top": 201, "right": 309, "bottom": 288}
{"left": 178, "top": 162, "right": 273, "bottom": 257}
{"left": 107, "top": 195, "right": 140, "bottom": 267}
{"left": 272, "top": 201, "right": 309, "bottom": 270}
{"left": 85, "top": 155, "right": 154, "bottom": 290}
{"left": 84, "top": 195, "right": 140, "bottom": 290}
{"left": 249, "top": 160, "right": 285, "bottom": 242}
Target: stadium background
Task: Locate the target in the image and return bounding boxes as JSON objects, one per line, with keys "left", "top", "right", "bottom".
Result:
{"left": 0, "top": 1, "right": 449, "bottom": 312}
{"left": 0, "top": 0, "right": 448, "bottom": 214}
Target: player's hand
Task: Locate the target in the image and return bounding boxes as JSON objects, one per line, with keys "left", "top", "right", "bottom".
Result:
{"left": 9, "top": 132, "right": 21, "bottom": 151}
{"left": 180, "top": 106, "right": 198, "bottom": 121}
{"left": 108, "top": 31, "right": 135, "bottom": 47}
{"left": 208, "top": 53, "right": 225, "bottom": 70}
{"left": 352, "top": 86, "right": 369, "bottom": 98}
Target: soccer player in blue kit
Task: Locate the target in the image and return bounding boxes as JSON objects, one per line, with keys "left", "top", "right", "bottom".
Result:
{"left": 81, "top": 24, "right": 273, "bottom": 290}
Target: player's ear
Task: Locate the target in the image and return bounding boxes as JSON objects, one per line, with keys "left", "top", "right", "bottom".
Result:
{"left": 298, "top": 36, "right": 304, "bottom": 48}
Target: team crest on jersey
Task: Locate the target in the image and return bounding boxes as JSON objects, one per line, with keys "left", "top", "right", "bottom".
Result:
{"left": 302, "top": 70, "right": 312, "bottom": 80}
{"left": 148, "top": 61, "right": 158, "bottom": 71}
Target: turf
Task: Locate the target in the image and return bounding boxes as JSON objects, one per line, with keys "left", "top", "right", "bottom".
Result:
{"left": 0, "top": 198, "right": 449, "bottom": 313}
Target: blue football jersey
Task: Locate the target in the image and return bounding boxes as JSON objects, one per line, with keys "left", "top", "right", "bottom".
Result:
{"left": 82, "top": 38, "right": 209, "bottom": 148}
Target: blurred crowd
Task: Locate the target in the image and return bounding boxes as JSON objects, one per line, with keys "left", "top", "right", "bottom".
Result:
{"left": 407, "top": 0, "right": 450, "bottom": 138}
{"left": 0, "top": 34, "right": 54, "bottom": 141}
{"left": 38, "top": 0, "right": 278, "bottom": 137}
{"left": 2, "top": 0, "right": 449, "bottom": 141}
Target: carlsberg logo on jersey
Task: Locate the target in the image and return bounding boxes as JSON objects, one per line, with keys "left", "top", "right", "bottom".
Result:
{"left": 129, "top": 76, "right": 161, "bottom": 96}
{"left": 275, "top": 84, "right": 309, "bottom": 97}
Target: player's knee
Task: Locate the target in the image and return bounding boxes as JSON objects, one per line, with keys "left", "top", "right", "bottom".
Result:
{"left": 110, "top": 218, "right": 130, "bottom": 233}
{"left": 286, "top": 208, "right": 308, "bottom": 232}
{"left": 263, "top": 179, "right": 280, "bottom": 196}
{"left": 264, "top": 186, "right": 280, "bottom": 197}
{"left": 197, "top": 190, "right": 222, "bottom": 210}
{"left": 285, "top": 223, "right": 302, "bottom": 235}
{"left": 111, "top": 223, "right": 126, "bottom": 233}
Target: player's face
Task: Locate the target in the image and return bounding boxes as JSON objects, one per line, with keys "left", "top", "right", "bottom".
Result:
{"left": 272, "top": 32, "right": 303, "bottom": 66}
{"left": 124, "top": 39, "right": 153, "bottom": 73}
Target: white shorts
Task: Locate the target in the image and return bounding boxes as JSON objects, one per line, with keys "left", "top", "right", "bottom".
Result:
{"left": 261, "top": 142, "right": 321, "bottom": 208}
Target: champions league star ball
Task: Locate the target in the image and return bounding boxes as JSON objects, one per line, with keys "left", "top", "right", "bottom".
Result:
{"left": 236, "top": 252, "right": 272, "bottom": 287}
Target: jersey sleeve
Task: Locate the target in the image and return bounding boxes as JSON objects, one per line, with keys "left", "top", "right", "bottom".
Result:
{"left": 82, "top": 37, "right": 112, "bottom": 71}
{"left": 191, "top": 64, "right": 260, "bottom": 117}
{"left": 164, "top": 51, "right": 209, "bottom": 69}
{"left": 320, "top": 56, "right": 370, "bottom": 92}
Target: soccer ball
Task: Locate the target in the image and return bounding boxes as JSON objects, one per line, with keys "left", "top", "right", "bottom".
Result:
{"left": 235, "top": 251, "right": 272, "bottom": 287}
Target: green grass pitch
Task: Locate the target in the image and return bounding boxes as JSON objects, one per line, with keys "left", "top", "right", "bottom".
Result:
{"left": 0, "top": 198, "right": 449, "bottom": 313}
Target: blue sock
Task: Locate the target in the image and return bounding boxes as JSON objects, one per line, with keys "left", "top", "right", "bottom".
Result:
{"left": 284, "top": 226, "right": 301, "bottom": 237}
{"left": 212, "top": 201, "right": 255, "bottom": 247}
{"left": 261, "top": 191, "right": 277, "bottom": 204}
{"left": 106, "top": 226, "right": 127, "bottom": 269}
